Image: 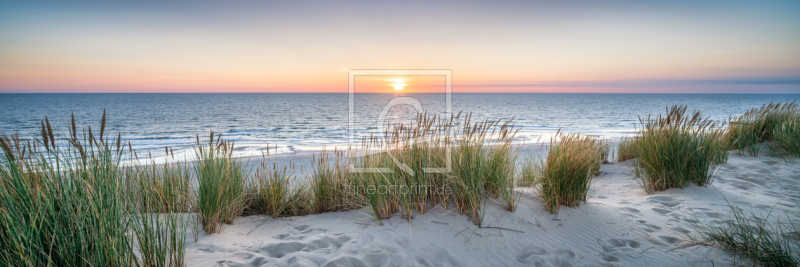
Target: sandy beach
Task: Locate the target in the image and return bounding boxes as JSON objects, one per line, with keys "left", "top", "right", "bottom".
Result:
{"left": 183, "top": 149, "right": 800, "bottom": 267}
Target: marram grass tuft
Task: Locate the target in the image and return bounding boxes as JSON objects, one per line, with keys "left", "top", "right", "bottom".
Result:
{"left": 537, "top": 132, "right": 607, "bottom": 214}
{"left": 726, "top": 101, "right": 799, "bottom": 156}
{"left": 626, "top": 106, "right": 727, "bottom": 193}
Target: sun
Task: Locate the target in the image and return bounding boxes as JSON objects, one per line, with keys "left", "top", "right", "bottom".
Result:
{"left": 389, "top": 78, "right": 407, "bottom": 91}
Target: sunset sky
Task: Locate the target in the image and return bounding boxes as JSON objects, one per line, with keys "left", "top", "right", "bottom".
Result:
{"left": 1, "top": 1, "right": 799, "bottom": 93}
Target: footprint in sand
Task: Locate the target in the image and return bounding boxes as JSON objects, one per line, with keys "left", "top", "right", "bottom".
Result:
{"left": 233, "top": 252, "right": 253, "bottom": 260}
{"left": 647, "top": 195, "right": 681, "bottom": 208}
{"left": 599, "top": 238, "right": 642, "bottom": 263}
{"left": 651, "top": 208, "right": 672, "bottom": 215}
{"left": 516, "top": 245, "right": 548, "bottom": 263}
{"left": 414, "top": 247, "right": 460, "bottom": 266}
{"left": 636, "top": 220, "right": 662, "bottom": 233}
{"left": 517, "top": 246, "right": 576, "bottom": 266}
{"left": 216, "top": 253, "right": 271, "bottom": 267}
{"left": 257, "top": 242, "right": 306, "bottom": 258}
{"left": 258, "top": 234, "right": 397, "bottom": 267}
{"left": 246, "top": 229, "right": 356, "bottom": 267}
{"left": 620, "top": 207, "right": 640, "bottom": 214}
{"left": 273, "top": 233, "right": 291, "bottom": 240}
{"left": 286, "top": 255, "right": 318, "bottom": 266}
{"left": 292, "top": 224, "right": 326, "bottom": 235}
{"left": 620, "top": 207, "right": 641, "bottom": 219}
{"left": 659, "top": 236, "right": 680, "bottom": 245}
{"left": 324, "top": 256, "right": 367, "bottom": 267}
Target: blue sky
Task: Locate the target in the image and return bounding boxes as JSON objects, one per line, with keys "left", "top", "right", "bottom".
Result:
{"left": 1, "top": 0, "right": 798, "bottom": 93}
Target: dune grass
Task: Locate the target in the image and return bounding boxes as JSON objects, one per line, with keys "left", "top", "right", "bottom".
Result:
{"left": 517, "top": 155, "right": 544, "bottom": 187}
{"left": 624, "top": 106, "right": 726, "bottom": 193}
{"left": 489, "top": 140, "right": 521, "bottom": 212}
{"left": 691, "top": 203, "right": 799, "bottom": 266}
{"left": 616, "top": 136, "right": 638, "bottom": 162}
{"left": 129, "top": 211, "right": 188, "bottom": 267}
{"left": 248, "top": 147, "right": 324, "bottom": 218}
{"left": 537, "top": 132, "right": 607, "bottom": 214}
{"left": 124, "top": 145, "right": 193, "bottom": 266}
{"left": 727, "top": 101, "right": 799, "bottom": 156}
{"left": 349, "top": 112, "right": 520, "bottom": 226}
{"left": 448, "top": 139, "right": 492, "bottom": 225}
{"left": 351, "top": 156, "right": 398, "bottom": 224}
{"left": 772, "top": 116, "right": 800, "bottom": 159}
{"left": 194, "top": 131, "right": 249, "bottom": 234}
{"left": 0, "top": 112, "right": 188, "bottom": 266}
{"left": 126, "top": 149, "right": 192, "bottom": 267}
{"left": 310, "top": 149, "right": 357, "bottom": 213}
{"left": 127, "top": 149, "right": 193, "bottom": 213}
{"left": 0, "top": 132, "right": 136, "bottom": 266}
{"left": 349, "top": 112, "right": 453, "bottom": 223}
{"left": 250, "top": 160, "right": 294, "bottom": 217}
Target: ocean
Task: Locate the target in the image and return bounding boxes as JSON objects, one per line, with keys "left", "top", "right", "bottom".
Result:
{"left": 1, "top": 93, "right": 796, "bottom": 161}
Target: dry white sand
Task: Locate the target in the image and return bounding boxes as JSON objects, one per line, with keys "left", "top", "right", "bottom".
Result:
{"left": 185, "top": 151, "right": 800, "bottom": 267}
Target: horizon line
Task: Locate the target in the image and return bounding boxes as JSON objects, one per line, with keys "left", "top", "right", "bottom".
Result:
{"left": 2, "top": 92, "right": 800, "bottom": 95}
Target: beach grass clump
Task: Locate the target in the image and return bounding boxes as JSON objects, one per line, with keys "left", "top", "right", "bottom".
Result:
{"left": 0, "top": 124, "right": 137, "bottom": 266}
{"left": 538, "top": 132, "right": 607, "bottom": 214}
{"left": 488, "top": 140, "right": 521, "bottom": 212}
{"left": 449, "top": 118, "right": 520, "bottom": 223}
{"left": 351, "top": 157, "right": 398, "bottom": 224}
{"left": 129, "top": 211, "right": 188, "bottom": 267}
{"left": 310, "top": 149, "right": 357, "bottom": 213}
{"left": 351, "top": 136, "right": 439, "bottom": 223}
{"left": 692, "top": 204, "right": 799, "bottom": 266}
{"left": 126, "top": 148, "right": 191, "bottom": 267}
{"left": 283, "top": 184, "right": 314, "bottom": 216}
{"left": 350, "top": 112, "right": 450, "bottom": 222}
{"left": 727, "top": 101, "right": 799, "bottom": 156}
{"left": 772, "top": 116, "right": 800, "bottom": 158}
{"left": 129, "top": 162, "right": 190, "bottom": 267}
{"left": 247, "top": 147, "right": 348, "bottom": 218}
{"left": 628, "top": 106, "right": 726, "bottom": 193}
{"left": 249, "top": 154, "right": 316, "bottom": 217}
{"left": 127, "top": 147, "right": 193, "bottom": 213}
{"left": 616, "top": 136, "right": 638, "bottom": 162}
{"left": 517, "top": 155, "right": 544, "bottom": 187}
{"left": 250, "top": 161, "right": 294, "bottom": 217}
{"left": 0, "top": 112, "right": 188, "bottom": 266}
{"left": 448, "top": 140, "right": 490, "bottom": 225}
{"left": 351, "top": 112, "right": 519, "bottom": 226}
{"left": 194, "top": 131, "right": 248, "bottom": 234}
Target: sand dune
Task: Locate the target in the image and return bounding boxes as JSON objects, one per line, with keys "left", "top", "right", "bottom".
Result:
{"left": 185, "top": 152, "right": 800, "bottom": 266}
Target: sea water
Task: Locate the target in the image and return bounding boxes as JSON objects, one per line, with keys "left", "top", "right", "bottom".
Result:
{"left": 1, "top": 93, "right": 796, "bottom": 161}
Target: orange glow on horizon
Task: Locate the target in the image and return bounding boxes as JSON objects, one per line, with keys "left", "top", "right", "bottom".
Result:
{"left": 389, "top": 79, "right": 407, "bottom": 91}
{"left": 352, "top": 76, "right": 445, "bottom": 94}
